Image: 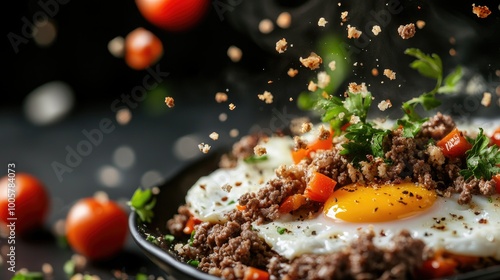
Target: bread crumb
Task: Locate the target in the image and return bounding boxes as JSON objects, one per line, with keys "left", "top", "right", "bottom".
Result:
{"left": 276, "top": 38, "right": 288, "bottom": 53}
{"left": 259, "top": 19, "right": 274, "bottom": 34}
{"left": 481, "top": 92, "right": 492, "bottom": 107}
{"left": 318, "top": 125, "right": 331, "bottom": 140}
{"left": 215, "top": 92, "right": 228, "bottom": 103}
{"left": 287, "top": 68, "right": 298, "bottom": 77}
{"left": 301, "top": 122, "right": 313, "bottom": 134}
{"left": 258, "top": 91, "right": 274, "bottom": 104}
{"left": 221, "top": 184, "right": 232, "bottom": 192}
{"left": 340, "top": 11, "right": 348, "bottom": 22}
{"left": 308, "top": 81, "right": 318, "bottom": 92}
{"left": 165, "top": 97, "right": 175, "bottom": 108}
{"left": 348, "top": 82, "right": 368, "bottom": 94}
{"left": 254, "top": 145, "right": 267, "bottom": 156}
{"left": 347, "top": 25, "right": 362, "bottom": 39}
{"left": 317, "top": 71, "right": 331, "bottom": 89}
{"left": 289, "top": 97, "right": 294, "bottom": 102}
{"left": 371, "top": 68, "right": 379, "bottom": 76}
{"left": 276, "top": 12, "right": 292, "bottom": 28}
{"left": 227, "top": 45, "right": 242, "bottom": 62}
{"left": 290, "top": 117, "right": 310, "bottom": 135}
{"left": 209, "top": 132, "right": 219, "bottom": 140}
{"left": 398, "top": 23, "right": 416, "bottom": 39}
{"left": 198, "top": 143, "right": 211, "bottom": 154}
{"left": 472, "top": 4, "right": 491, "bottom": 18}
{"left": 219, "top": 113, "right": 227, "bottom": 122}
{"left": 372, "top": 25, "right": 382, "bottom": 35}
{"left": 229, "top": 129, "right": 239, "bottom": 138}
{"left": 299, "top": 52, "right": 322, "bottom": 70}
{"left": 107, "top": 36, "right": 125, "bottom": 58}
{"left": 378, "top": 99, "right": 393, "bottom": 111}
{"left": 383, "top": 69, "right": 396, "bottom": 80}
{"left": 318, "top": 17, "right": 328, "bottom": 27}
{"left": 293, "top": 136, "right": 308, "bottom": 150}
{"left": 449, "top": 48, "right": 457, "bottom": 56}
{"left": 350, "top": 115, "right": 360, "bottom": 124}
{"left": 416, "top": 20, "right": 426, "bottom": 29}
{"left": 328, "top": 60, "right": 336, "bottom": 71}
{"left": 229, "top": 103, "right": 236, "bottom": 110}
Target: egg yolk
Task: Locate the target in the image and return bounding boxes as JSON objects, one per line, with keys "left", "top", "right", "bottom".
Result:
{"left": 323, "top": 182, "right": 437, "bottom": 223}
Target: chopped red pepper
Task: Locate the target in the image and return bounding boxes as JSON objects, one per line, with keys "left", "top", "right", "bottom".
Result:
{"left": 304, "top": 172, "right": 337, "bottom": 203}
{"left": 493, "top": 174, "right": 500, "bottom": 194}
{"left": 243, "top": 267, "right": 269, "bottom": 280}
{"left": 278, "top": 194, "right": 307, "bottom": 213}
{"left": 183, "top": 215, "right": 201, "bottom": 235}
{"left": 436, "top": 128, "right": 472, "bottom": 158}
{"left": 291, "top": 133, "right": 333, "bottom": 164}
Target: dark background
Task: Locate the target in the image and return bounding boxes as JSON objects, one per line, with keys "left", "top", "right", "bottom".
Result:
{"left": 1, "top": 0, "right": 499, "bottom": 279}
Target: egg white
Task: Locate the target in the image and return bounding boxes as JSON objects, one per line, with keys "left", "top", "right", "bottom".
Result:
{"left": 186, "top": 136, "right": 294, "bottom": 223}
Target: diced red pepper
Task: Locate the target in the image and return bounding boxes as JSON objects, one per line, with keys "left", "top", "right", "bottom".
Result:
{"left": 493, "top": 174, "right": 500, "bottom": 194}
{"left": 243, "top": 267, "right": 269, "bottom": 280}
{"left": 436, "top": 128, "right": 472, "bottom": 158}
{"left": 491, "top": 127, "right": 500, "bottom": 147}
{"left": 304, "top": 172, "right": 337, "bottom": 203}
{"left": 183, "top": 216, "right": 201, "bottom": 235}
{"left": 278, "top": 194, "right": 307, "bottom": 213}
{"left": 291, "top": 133, "right": 333, "bottom": 164}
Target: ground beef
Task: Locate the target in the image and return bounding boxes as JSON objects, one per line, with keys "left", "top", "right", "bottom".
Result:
{"left": 420, "top": 112, "right": 456, "bottom": 140}
{"left": 166, "top": 205, "right": 191, "bottom": 236}
{"left": 280, "top": 230, "right": 425, "bottom": 280}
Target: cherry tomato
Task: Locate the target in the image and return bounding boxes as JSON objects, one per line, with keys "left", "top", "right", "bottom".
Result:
{"left": 135, "top": 0, "right": 210, "bottom": 32}
{"left": 0, "top": 173, "right": 50, "bottom": 235}
{"left": 65, "top": 197, "right": 128, "bottom": 260}
{"left": 125, "top": 27, "right": 164, "bottom": 70}
{"left": 491, "top": 127, "right": 500, "bottom": 147}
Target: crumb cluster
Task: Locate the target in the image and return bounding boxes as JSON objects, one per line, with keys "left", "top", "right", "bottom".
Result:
{"left": 398, "top": 23, "right": 416, "bottom": 39}
{"left": 300, "top": 52, "right": 323, "bottom": 70}
{"left": 472, "top": 4, "right": 491, "bottom": 18}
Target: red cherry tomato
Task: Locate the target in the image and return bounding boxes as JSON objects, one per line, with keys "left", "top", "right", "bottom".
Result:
{"left": 0, "top": 173, "right": 50, "bottom": 235}
{"left": 65, "top": 197, "right": 128, "bottom": 260}
{"left": 125, "top": 27, "right": 164, "bottom": 70}
{"left": 135, "top": 0, "right": 210, "bottom": 32}
{"left": 491, "top": 127, "right": 500, "bottom": 147}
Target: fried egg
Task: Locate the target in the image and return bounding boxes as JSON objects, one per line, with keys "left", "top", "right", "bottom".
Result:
{"left": 185, "top": 123, "right": 500, "bottom": 261}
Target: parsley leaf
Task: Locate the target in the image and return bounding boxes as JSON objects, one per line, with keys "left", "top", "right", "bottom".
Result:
{"left": 315, "top": 91, "right": 373, "bottom": 136}
{"left": 399, "top": 49, "right": 463, "bottom": 137}
{"left": 128, "top": 188, "right": 156, "bottom": 223}
{"left": 243, "top": 155, "right": 268, "bottom": 163}
{"left": 340, "top": 122, "right": 390, "bottom": 164}
{"left": 11, "top": 271, "right": 44, "bottom": 280}
{"left": 460, "top": 129, "right": 500, "bottom": 180}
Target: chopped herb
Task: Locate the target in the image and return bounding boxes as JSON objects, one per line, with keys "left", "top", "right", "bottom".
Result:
{"left": 189, "top": 230, "right": 196, "bottom": 246}
{"left": 340, "top": 122, "right": 390, "bottom": 164}
{"left": 399, "top": 49, "right": 462, "bottom": 137}
{"left": 227, "top": 200, "right": 236, "bottom": 205}
{"left": 146, "top": 234, "right": 159, "bottom": 245}
{"left": 316, "top": 91, "right": 372, "bottom": 136}
{"left": 128, "top": 188, "right": 156, "bottom": 223}
{"left": 244, "top": 154, "right": 269, "bottom": 163}
{"left": 11, "top": 271, "right": 44, "bottom": 280}
{"left": 460, "top": 128, "right": 500, "bottom": 180}
{"left": 277, "top": 227, "right": 287, "bottom": 235}
{"left": 164, "top": 234, "right": 175, "bottom": 243}
{"left": 187, "top": 260, "right": 200, "bottom": 267}
{"left": 488, "top": 197, "right": 493, "bottom": 203}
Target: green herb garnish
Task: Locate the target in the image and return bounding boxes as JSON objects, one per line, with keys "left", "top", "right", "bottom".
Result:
{"left": 460, "top": 128, "right": 500, "bottom": 180}
{"left": 340, "top": 122, "right": 390, "bottom": 164}
{"left": 243, "top": 155, "right": 269, "bottom": 163}
{"left": 187, "top": 260, "right": 200, "bottom": 267}
{"left": 128, "top": 188, "right": 156, "bottom": 223}
{"left": 398, "top": 48, "right": 462, "bottom": 137}
{"left": 164, "top": 234, "right": 175, "bottom": 243}
{"left": 189, "top": 230, "right": 196, "bottom": 246}
{"left": 146, "top": 234, "right": 159, "bottom": 245}
{"left": 277, "top": 227, "right": 287, "bottom": 235}
{"left": 135, "top": 273, "right": 148, "bottom": 280}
